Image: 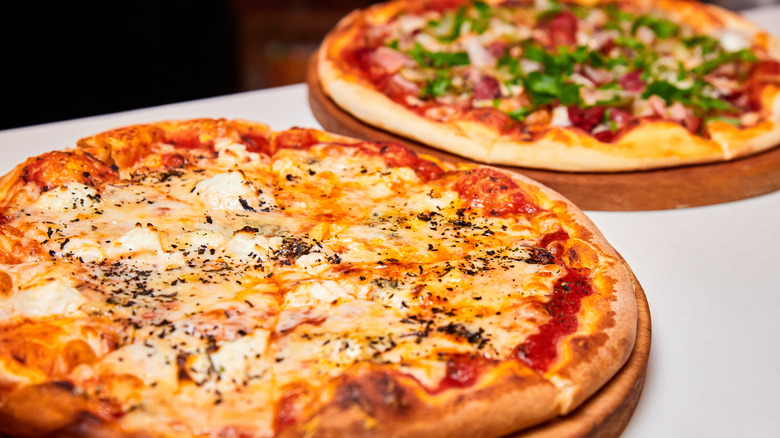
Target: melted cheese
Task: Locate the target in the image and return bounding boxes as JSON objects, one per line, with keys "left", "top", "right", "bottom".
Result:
{"left": 13, "top": 277, "right": 86, "bottom": 318}
{"left": 0, "top": 139, "right": 589, "bottom": 437}
{"left": 194, "top": 170, "right": 276, "bottom": 213}
{"left": 32, "top": 183, "right": 100, "bottom": 212}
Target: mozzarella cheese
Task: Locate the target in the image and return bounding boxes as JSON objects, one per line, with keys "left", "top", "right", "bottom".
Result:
{"left": 0, "top": 138, "right": 587, "bottom": 437}
{"left": 194, "top": 170, "right": 276, "bottom": 212}
{"left": 12, "top": 277, "right": 86, "bottom": 318}
{"left": 33, "top": 183, "right": 100, "bottom": 212}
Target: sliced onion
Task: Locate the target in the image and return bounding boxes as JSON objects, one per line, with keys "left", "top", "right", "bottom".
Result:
{"left": 584, "top": 8, "right": 608, "bottom": 27}
{"left": 583, "top": 66, "right": 613, "bottom": 84}
{"left": 741, "top": 112, "right": 759, "bottom": 126}
{"left": 520, "top": 59, "right": 543, "bottom": 73}
{"left": 397, "top": 14, "right": 426, "bottom": 34}
{"left": 569, "top": 73, "right": 596, "bottom": 88}
{"left": 465, "top": 37, "right": 496, "bottom": 68}
{"left": 372, "top": 46, "right": 414, "bottom": 74}
{"left": 648, "top": 95, "right": 668, "bottom": 117}
{"left": 717, "top": 30, "right": 750, "bottom": 52}
{"left": 550, "top": 106, "right": 572, "bottom": 127}
{"left": 636, "top": 26, "right": 656, "bottom": 45}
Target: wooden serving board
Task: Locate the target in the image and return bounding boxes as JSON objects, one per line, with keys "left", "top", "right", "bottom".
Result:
{"left": 307, "top": 54, "right": 780, "bottom": 211}
{"left": 510, "top": 268, "right": 651, "bottom": 438}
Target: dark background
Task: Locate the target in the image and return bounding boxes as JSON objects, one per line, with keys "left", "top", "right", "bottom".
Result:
{"left": 1, "top": 0, "right": 375, "bottom": 130}
{"left": 1, "top": 0, "right": 767, "bottom": 130}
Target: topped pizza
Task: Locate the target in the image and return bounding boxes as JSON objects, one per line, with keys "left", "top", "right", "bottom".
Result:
{"left": 0, "top": 119, "right": 637, "bottom": 437}
{"left": 318, "top": 0, "right": 780, "bottom": 171}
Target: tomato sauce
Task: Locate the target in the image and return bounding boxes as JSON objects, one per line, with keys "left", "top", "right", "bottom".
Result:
{"left": 432, "top": 354, "right": 491, "bottom": 393}
{"left": 514, "top": 229, "right": 594, "bottom": 372}
{"left": 453, "top": 168, "right": 539, "bottom": 216}
{"left": 355, "top": 141, "right": 443, "bottom": 181}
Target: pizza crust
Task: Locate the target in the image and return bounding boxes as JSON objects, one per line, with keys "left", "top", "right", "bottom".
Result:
{"left": 318, "top": 0, "right": 780, "bottom": 172}
{"left": 281, "top": 362, "right": 560, "bottom": 438}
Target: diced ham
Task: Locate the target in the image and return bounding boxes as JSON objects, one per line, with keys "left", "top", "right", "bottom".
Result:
{"left": 525, "top": 109, "right": 552, "bottom": 126}
{"left": 567, "top": 106, "right": 605, "bottom": 132}
{"left": 486, "top": 41, "right": 507, "bottom": 58}
{"left": 751, "top": 60, "right": 780, "bottom": 82}
{"left": 706, "top": 75, "right": 740, "bottom": 95}
{"left": 371, "top": 46, "right": 414, "bottom": 74}
{"left": 635, "top": 26, "right": 656, "bottom": 45}
{"left": 648, "top": 95, "right": 667, "bottom": 117}
{"left": 684, "top": 114, "right": 702, "bottom": 133}
{"left": 549, "top": 11, "right": 578, "bottom": 47}
{"left": 669, "top": 102, "right": 701, "bottom": 133}
{"left": 473, "top": 76, "right": 502, "bottom": 100}
{"left": 599, "top": 38, "right": 616, "bottom": 55}
{"left": 383, "top": 74, "right": 420, "bottom": 100}
{"left": 619, "top": 70, "right": 645, "bottom": 92}
{"left": 532, "top": 28, "right": 551, "bottom": 47}
{"left": 351, "top": 47, "right": 373, "bottom": 73}
{"left": 588, "top": 30, "right": 618, "bottom": 51}
{"left": 712, "top": 63, "right": 738, "bottom": 79}
{"left": 609, "top": 109, "right": 633, "bottom": 129}
{"left": 463, "top": 67, "right": 483, "bottom": 85}
{"left": 669, "top": 102, "right": 687, "bottom": 121}
{"left": 594, "top": 130, "right": 615, "bottom": 142}
{"left": 583, "top": 66, "right": 612, "bottom": 85}
{"left": 364, "top": 24, "right": 393, "bottom": 47}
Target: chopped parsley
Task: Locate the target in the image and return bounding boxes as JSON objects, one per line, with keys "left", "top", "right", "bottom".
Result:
{"left": 369, "top": 1, "right": 763, "bottom": 129}
{"left": 410, "top": 43, "right": 469, "bottom": 68}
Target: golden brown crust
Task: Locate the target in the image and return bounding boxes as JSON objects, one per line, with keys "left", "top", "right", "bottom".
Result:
{"left": 0, "top": 119, "right": 637, "bottom": 437}
{"left": 318, "top": 0, "right": 780, "bottom": 172}
{"left": 281, "top": 362, "right": 559, "bottom": 438}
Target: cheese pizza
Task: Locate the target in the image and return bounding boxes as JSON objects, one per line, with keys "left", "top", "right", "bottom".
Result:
{"left": 0, "top": 119, "right": 637, "bottom": 437}
{"left": 318, "top": 0, "right": 780, "bottom": 171}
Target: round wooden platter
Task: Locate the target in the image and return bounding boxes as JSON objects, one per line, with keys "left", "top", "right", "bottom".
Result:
{"left": 307, "top": 54, "right": 780, "bottom": 211}
{"left": 509, "top": 267, "right": 651, "bottom": 438}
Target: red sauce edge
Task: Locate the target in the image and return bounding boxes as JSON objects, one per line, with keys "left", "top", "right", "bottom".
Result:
{"left": 514, "top": 229, "right": 594, "bottom": 372}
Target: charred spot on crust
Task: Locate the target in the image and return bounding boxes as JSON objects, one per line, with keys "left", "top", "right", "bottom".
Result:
{"left": 524, "top": 247, "right": 555, "bottom": 265}
{"left": 57, "top": 410, "right": 110, "bottom": 436}
{"left": 51, "top": 380, "right": 76, "bottom": 393}
{"left": 335, "top": 382, "right": 373, "bottom": 414}
{"left": 334, "top": 373, "right": 413, "bottom": 417}
{"left": 373, "top": 374, "right": 410, "bottom": 411}
{"left": 437, "top": 323, "right": 488, "bottom": 348}
{"left": 566, "top": 247, "right": 581, "bottom": 264}
{"left": 176, "top": 352, "right": 191, "bottom": 382}
{"left": 567, "top": 332, "right": 609, "bottom": 364}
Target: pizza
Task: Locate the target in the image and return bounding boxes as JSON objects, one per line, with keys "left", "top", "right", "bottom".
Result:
{"left": 317, "top": 0, "right": 780, "bottom": 172}
{"left": 0, "top": 119, "right": 637, "bottom": 437}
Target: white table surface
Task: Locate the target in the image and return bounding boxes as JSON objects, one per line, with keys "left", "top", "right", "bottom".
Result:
{"left": 2, "top": 6, "right": 780, "bottom": 437}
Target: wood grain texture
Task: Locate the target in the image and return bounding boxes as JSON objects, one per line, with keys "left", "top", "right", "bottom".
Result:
{"left": 307, "top": 54, "right": 780, "bottom": 211}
